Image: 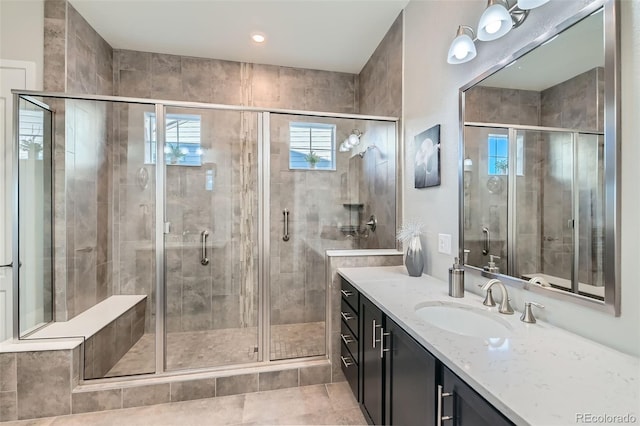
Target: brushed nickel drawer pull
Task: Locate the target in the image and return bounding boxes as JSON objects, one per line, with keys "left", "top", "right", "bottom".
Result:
{"left": 341, "top": 312, "right": 354, "bottom": 321}
{"left": 340, "top": 356, "right": 354, "bottom": 368}
{"left": 341, "top": 333, "right": 354, "bottom": 344}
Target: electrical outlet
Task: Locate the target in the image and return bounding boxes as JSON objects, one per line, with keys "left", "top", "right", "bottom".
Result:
{"left": 438, "top": 233, "right": 452, "bottom": 255}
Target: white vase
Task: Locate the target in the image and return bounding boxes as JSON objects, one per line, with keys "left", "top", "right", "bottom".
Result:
{"left": 405, "top": 235, "right": 424, "bottom": 277}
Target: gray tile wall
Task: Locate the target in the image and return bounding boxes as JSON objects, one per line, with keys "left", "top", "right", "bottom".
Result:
{"left": 465, "top": 86, "right": 541, "bottom": 126}
{"left": 357, "top": 13, "right": 402, "bottom": 250}
{"left": 112, "top": 50, "right": 361, "bottom": 334}
{"left": 84, "top": 298, "right": 146, "bottom": 379}
{"left": 0, "top": 348, "right": 78, "bottom": 421}
{"left": 269, "top": 114, "right": 359, "bottom": 328}
{"left": 540, "top": 68, "right": 604, "bottom": 132}
{"left": 44, "top": 0, "right": 115, "bottom": 320}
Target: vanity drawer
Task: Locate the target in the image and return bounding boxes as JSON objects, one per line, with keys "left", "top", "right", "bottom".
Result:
{"left": 341, "top": 341, "right": 359, "bottom": 399}
{"left": 340, "top": 298, "right": 359, "bottom": 339}
{"left": 341, "top": 279, "right": 359, "bottom": 313}
{"left": 340, "top": 327, "right": 359, "bottom": 364}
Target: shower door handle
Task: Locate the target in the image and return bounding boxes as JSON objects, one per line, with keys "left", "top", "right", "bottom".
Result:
{"left": 0, "top": 262, "right": 12, "bottom": 268}
{"left": 201, "top": 230, "right": 210, "bottom": 265}
{"left": 482, "top": 226, "right": 490, "bottom": 255}
{"left": 282, "top": 209, "right": 290, "bottom": 242}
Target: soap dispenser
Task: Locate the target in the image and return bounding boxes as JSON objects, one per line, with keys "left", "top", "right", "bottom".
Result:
{"left": 486, "top": 255, "right": 500, "bottom": 274}
{"left": 448, "top": 257, "right": 465, "bottom": 298}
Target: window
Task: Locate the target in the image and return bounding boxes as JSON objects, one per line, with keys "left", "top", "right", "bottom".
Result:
{"left": 289, "top": 122, "right": 336, "bottom": 170}
{"left": 18, "top": 109, "right": 45, "bottom": 160}
{"left": 145, "top": 112, "right": 202, "bottom": 166}
{"left": 487, "top": 134, "right": 524, "bottom": 176}
{"left": 488, "top": 134, "right": 508, "bottom": 175}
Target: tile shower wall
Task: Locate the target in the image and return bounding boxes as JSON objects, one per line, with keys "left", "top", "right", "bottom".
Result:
{"left": 356, "top": 13, "right": 402, "bottom": 249}
{"left": 269, "top": 115, "right": 358, "bottom": 327}
{"left": 112, "top": 50, "right": 360, "bottom": 333}
{"left": 44, "top": 0, "right": 115, "bottom": 320}
{"left": 540, "top": 68, "right": 604, "bottom": 283}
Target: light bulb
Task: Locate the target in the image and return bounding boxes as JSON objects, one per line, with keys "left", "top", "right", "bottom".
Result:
{"left": 447, "top": 27, "right": 477, "bottom": 64}
{"left": 485, "top": 20, "right": 502, "bottom": 35}
{"left": 454, "top": 44, "right": 469, "bottom": 60}
{"left": 348, "top": 133, "right": 360, "bottom": 147}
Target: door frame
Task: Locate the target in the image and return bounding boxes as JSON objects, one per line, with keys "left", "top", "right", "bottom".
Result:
{"left": 1, "top": 59, "right": 36, "bottom": 341}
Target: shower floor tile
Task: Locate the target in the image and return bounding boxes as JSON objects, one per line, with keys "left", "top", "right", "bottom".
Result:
{"left": 105, "top": 321, "right": 325, "bottom": 378}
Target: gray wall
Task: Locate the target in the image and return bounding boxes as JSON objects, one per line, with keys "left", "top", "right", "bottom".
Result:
{"left": 356, "top": 12, "right": 403, "bottom": 249}
{"left": 44, "top": 0, "right": 114, "bottom": 320}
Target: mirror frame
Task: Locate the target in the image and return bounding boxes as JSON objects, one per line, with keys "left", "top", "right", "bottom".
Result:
{"left": 458, "top": 0, "right": 620, "bottom": 316}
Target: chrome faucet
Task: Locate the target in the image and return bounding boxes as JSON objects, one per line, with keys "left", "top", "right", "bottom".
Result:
{"left": 481, "top": 279, "right": 514, "bottom": 315}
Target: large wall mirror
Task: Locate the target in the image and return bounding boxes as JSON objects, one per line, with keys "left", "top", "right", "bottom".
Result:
{"left": 459, "top": 0, "right": 620, "bottom": 315}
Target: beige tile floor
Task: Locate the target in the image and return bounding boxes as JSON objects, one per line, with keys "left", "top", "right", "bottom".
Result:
{"left": 4, "top": 382, "right": 366, "bottom": 426}
{"left": 106, "top": 322, "right": 326, "bottom": 378}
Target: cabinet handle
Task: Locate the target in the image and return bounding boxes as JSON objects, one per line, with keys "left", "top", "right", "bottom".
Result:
{"left": 341, "top": 289, "right": 353, "bottom": 297}
{"left": 340, "top": 356, "right": 354, "bottom": 368}
{"left": 341, "top": 333, "right": 354, "bottom": 344}
{"left": 437, "top": 385, "right": 454, "bottom": 426}
{"left": 341, "top": 312, "right": 354, "bottom": 321}
{"left": 372, "top": 319, "right": 381, "bottom": 348}
{"left": 379, "top": 327, "right": 391, "bottom": 358}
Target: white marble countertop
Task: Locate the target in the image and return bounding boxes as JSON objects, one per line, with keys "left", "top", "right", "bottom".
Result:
{"left": 337, "top": 266, "right": 640, "bottom": 426}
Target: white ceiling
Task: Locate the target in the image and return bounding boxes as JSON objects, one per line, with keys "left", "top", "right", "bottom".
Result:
{"left": 68, "top": 0, "right": 408, "bottom": 74}
{"left": 479, "top": 9, "right": 604, "bottom": 91}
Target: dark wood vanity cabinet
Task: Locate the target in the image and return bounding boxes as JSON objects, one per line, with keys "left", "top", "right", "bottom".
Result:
{"left": 339, "top": 279, "right": 360, "bottom": 400}
{"left": 385, "top": 317, "right": 437, "bottom": 426}
{"left": 441, "top": 366, "right": 513, "bottom": 426}
{"left": 340, "top": 278, "right": 514, "bottom": 426}
{"left": 360, "top": 296, "right": 385, "bottom": 425}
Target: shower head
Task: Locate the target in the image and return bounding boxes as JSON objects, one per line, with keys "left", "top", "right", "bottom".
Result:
{"left": 357, "top": 145, "right": 385, "bottom": 159}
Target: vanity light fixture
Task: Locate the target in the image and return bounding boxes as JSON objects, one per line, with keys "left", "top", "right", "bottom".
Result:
{"left": 447, "top": 26, "right": 477, "bottom": 64}
{"left": 448, "top": 0, "right": 546, "bottom": 64}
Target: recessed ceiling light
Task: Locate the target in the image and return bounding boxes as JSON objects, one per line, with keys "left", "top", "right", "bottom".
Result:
{"left": 251, "top": 33, "right": 266, "bottom": 44}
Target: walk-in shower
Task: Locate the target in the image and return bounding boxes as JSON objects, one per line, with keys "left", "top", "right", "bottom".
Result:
{"left": 8, "top": 91, "right": 398, "bottom": 381}
{"left": 463, "top": 124, "right": 605, "bottom": 299}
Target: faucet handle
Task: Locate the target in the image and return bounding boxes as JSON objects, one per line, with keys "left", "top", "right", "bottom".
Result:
{"left": 478, "top": 284, "right": 496, "bottom": 307}
{"left": 520, "top": 301, "right": 545, "bottom": 323}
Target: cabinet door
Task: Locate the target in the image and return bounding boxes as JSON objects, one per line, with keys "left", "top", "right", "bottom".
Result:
{"left": 361, "top": 296, "right": 385, "bottom": 425}
{"left": 385, "top": 319, "right": 437, "bottom": 426}
{"left": 441, "top": 366, "right": 514, "bottom": 426}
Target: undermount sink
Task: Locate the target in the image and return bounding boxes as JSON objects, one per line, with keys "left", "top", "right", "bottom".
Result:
{"left": 414, "top": 302, "right": 513, "bottom": 338}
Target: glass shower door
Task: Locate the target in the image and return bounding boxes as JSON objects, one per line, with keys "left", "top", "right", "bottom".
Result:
{"left": 462, "top": 126, "right": 510, "bottom": 273}
{"left": 163, "top": 107, "right": 259, "bottom": 371}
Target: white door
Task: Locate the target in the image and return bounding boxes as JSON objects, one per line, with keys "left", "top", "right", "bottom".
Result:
{"left": 0, "top": 60, "right": 36, "bottom": 342}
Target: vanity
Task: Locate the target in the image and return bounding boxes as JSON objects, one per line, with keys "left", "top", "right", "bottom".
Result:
{"left": 338, "top": 266, "right": 639, "bottom": 426}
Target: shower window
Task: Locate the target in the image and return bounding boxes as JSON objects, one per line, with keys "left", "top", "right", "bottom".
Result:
{"left": 289, "top": 122, "right": 336, "bottom": 170}
{"left": 144, "top": 112, "right": 203, "bottom": 166}
{"left": 488, "top": 134, "right": 509, "bottom": 175}
{"left": 18, "top": 108, "right": 45, "bottom": 160}
{"left": 488, "top": 134, "right": 525, "bottom": 176}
